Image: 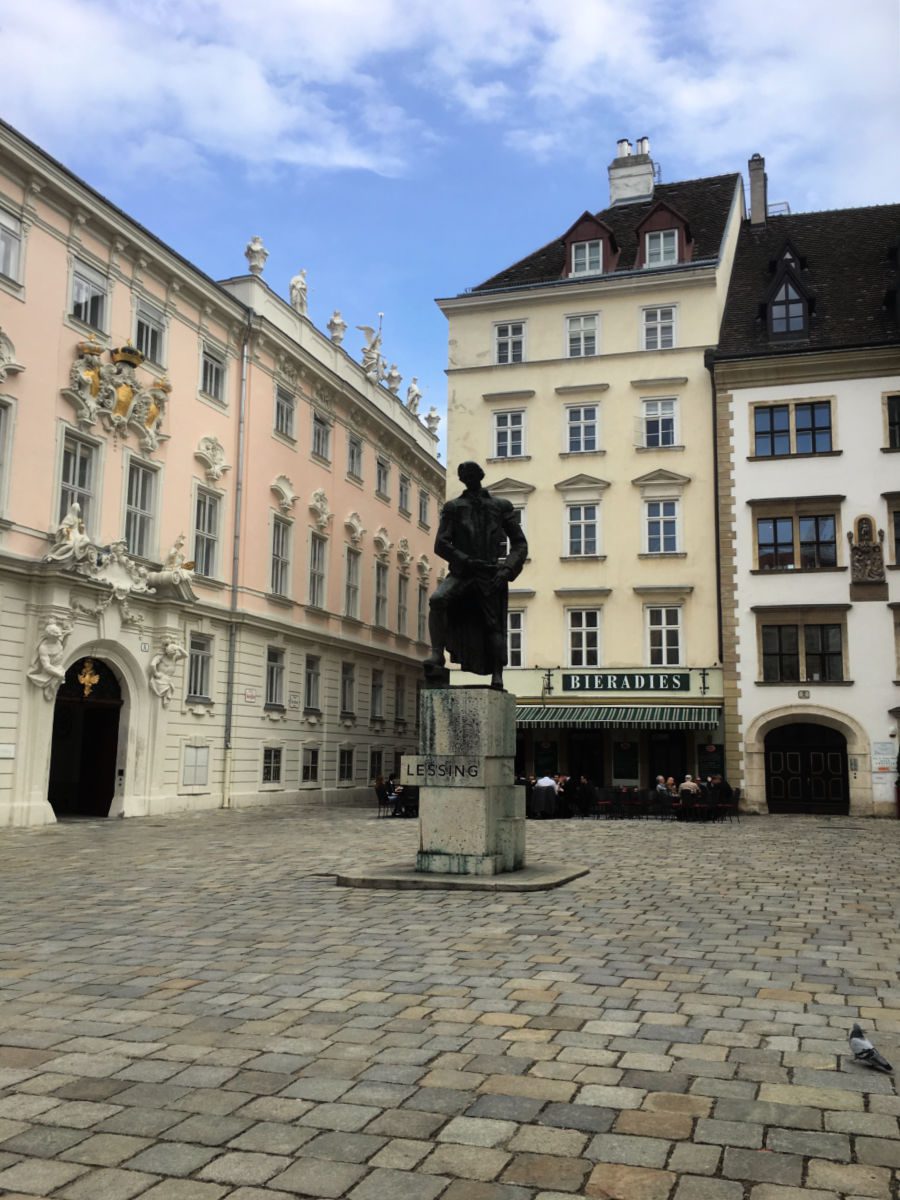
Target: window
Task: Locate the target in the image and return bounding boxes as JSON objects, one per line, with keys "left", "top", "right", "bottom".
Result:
{"left": 271, "top": 517, "right": 291, "bottom": 596}
{"left": 345, "top": 547, "right": 361, "bottom": 618}
{"left": 757, "top": 517, "right": 794, "bottom": 570}
{"left": 399, "top": 474, "right": 411, "bottom": 514}
{"left": 645, "top": 229, "right": 678, "bottom": 267}
{"left": 0, "top": 209, "right": 21, "bottom": 281}
{"left": 761, "top": 622, "right": 844, "bottom": 683}
{"left": 183, "top": 744, "right": 209, "bottom": 788}
{"left": 370, "top": 748, "right": 383, "bottom": 781}
{"left": 266, "top": 647, "right": 285, "bottom": 707}
{"left": 418, "top": 489, "right": 430, "bottom": 526}
{"left": 395, "top": 673, "right": 406, "bottom": 720}
{"left": 567, "top": 503, "right": 598, "bottom": 556}
{"left": 201, "top": 346, "right": 225, "bottom": 402}
{"left": 642, "top": 305, "right": 675, "bottom": 351}
{"left": 567, "top": 405, "right": 598, "bottom": 453}
{"left": 799, "top": 516, "right": 837, "bottom": 569}
{"left": 135, "top": 301, "right": 165, "bottom": 365}
{"left": 262, "top": 746, "right": 282, "bottom": 783}
{"left": 397, "top": 574, "right": 408, "bottom": 635}
{"left": 275, "top": 387, "right": 295, "bottom": 438}
{"left": 375, "top": 562, "right": 389, "bottom": 627}
{"left": 339, "top": 748, "right": 354, "bottom": 782}
{"left": 892, "top": 507, "right": 900, "bottom": 565}
{"left": 124, "top": 459, "right": 155, "bottom": 557}
{"left": 795, "top": 402, "right": 832, "bottom": 454}
{"left": 647, "top": 607, "right": 681, "bottom": 666}
{"left": 568, "top": 609, "right": 601, "bottom": 668}
{"left": 769, "top": 278, "right": 807, "bottom": 336}
{"left": 887, "top": 396, "right": 900, "bottom": 450}
{"left": 495, "top": 321, "right": 524, "bottom": 365}
{"left": 642, "top": 398, "right": 677, "bottom": 448}
{"left": 418, "top": 582, "right": 428, "bottom": 642}
{"left": 493, "top": 410, "right": 525, "bottom": 458}
{"left": 645, "top": 499, "right": 679, "bottom": 553}
{"left": 348, "top": 433, "right": 363, "bottom": 479}
{"left": 376, "top": 457, "right": 390, "bottom": 497}
{"left": 302, "top": 747, "right": 319, "bottom": 783}
{"left": 371, "top": 669, "right": 384, "bottom": 719}
{"left": 507, "top": 611, "right": 524, "bottom": 668}
{"left": 567, "top": 314, "right": 598, "bottom": 358}
{"left": 71, "top": 261, "right": 107, "bottom": 330}
{"left": 304, "top": 654, "right": 321, "bottom": 710}
{"left": 753, "top": 401, "right": 832, "bottom": 457}
{"left": 312, "top": 413, "right": 331, "bottom": 460}
{"left": 194, "top": 489, "right": 220, "bottom": 577}
{"left": 571, "top": 240, "right": 602, "bottom": 275}
{"left": 0, "top": 403, "right": 9, "bottom": 504}
{"left": 340, "top": 662, "right": 356, "bottom": 713}
{"left": 60, "top": 434, "right": 95, "bottom": 528}
{"left": 187, "top": 635, "right": 212, "bottom": 700}
{"left": 308, "top": 533, "right": 327, "bottom": 608}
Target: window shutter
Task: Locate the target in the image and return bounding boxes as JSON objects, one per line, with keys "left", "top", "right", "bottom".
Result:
{"left": 633, "top": 415, "right": 645, "bottom": 447}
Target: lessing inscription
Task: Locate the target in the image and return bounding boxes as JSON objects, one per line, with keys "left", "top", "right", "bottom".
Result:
{"left": 563, "top": 672, "right": 690, "bottom": 692}
{"left": 402, "top": 756, "right": 481, "bottom": 786}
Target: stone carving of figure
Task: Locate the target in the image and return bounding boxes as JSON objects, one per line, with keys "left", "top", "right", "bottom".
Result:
{"left": 245, "top": 235, "right": 268, "bottom": 276}
{"left": 27, "top": 620, "right": 71, "bottom": 700}
{"left": 46, "top": 502, "right": 92, "bottom": 563}
{"left": 149, "top": 639, "right": 187, "bottom": 707}
{"left": 327, "top": 310, "right": 347, "bottom": 345}
{"left": 848, "top": 518, "right": 885, "bottom": 583}
{"left": 165, "top": 533, "right": 188, "bottom": 570}
{"left": 424, "top": 461, "right": 528, "bottom": 690}
{"left": 386, "top": 364, "right": 402, "bottom": 395}
{"left": 425, "top": 405, "right": 441, "bottom": 435}
{"left": 406, "top": 377, "right": 422, "bottom": 414}
{"left": 289, "top": 269, "right": 308, "bottom": 316}
{"left": 357, "top": 322, "right": 386, "bottom": 382}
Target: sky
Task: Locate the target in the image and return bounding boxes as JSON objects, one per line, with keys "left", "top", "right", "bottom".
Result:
{"left": 1, "top": 0, "right": 898, "bottom": 453}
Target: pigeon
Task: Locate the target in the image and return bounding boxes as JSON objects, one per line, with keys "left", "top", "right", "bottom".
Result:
{"left": 849, "top": 1024, "right": 893, "bottom": 1073}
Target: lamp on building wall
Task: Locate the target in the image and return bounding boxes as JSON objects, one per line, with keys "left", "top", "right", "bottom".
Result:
{"left": 541, "top": 669, "right": 554, "bottom": 699}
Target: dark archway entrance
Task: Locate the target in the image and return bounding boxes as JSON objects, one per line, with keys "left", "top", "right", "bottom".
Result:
{"left": 48, "top": 658, "right": 123, "bottom": 818}
{"left": 764, "top": 722, "right": 849, "bottom": 815}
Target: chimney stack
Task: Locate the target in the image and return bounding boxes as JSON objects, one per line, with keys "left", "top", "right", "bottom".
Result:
{"left": 609, "top": 136, "right": 654, "bottom": 206}
{"left": 749, "top": 153, "right": 767, "bottom": 225}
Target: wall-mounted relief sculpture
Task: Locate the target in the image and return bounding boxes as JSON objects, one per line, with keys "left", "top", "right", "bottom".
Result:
{"left": 27, "top": 617, "right": 73, "bottom": 700}
{"left": 148, "top": 639, "right": 187, "bottom": 708}
{"left": 271, "top": 475, "right": 299, "bottom": 515}
{"left": 344, "top": 511, "right": 366, "bottom": 546}
{"left": 397, "top": 537, "right": 412, "bottom": 575}
{"left": 373, "top": 527, "right": 393, "bottom": 561}
{"left": 0, "top": 326, "right": 24, "bottom": 384}
{"left": 848, "top": 516, "right": 885, "bottom": 583}
{"left": 194, "top": 435, "right": 231, "bottom": 483}
{"left": 417, "top": 553, "right": 432, "bottom": 581}
{"left": 62, "top": 339, "right": 170, "bottom": 455}
{"left": 309, "top": 489, "right": 333, "bottom": 532}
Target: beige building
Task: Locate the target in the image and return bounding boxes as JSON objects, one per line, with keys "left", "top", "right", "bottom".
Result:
{"left": 0, "top": 119, "right": 443, "bottom": 827}
{"left": 438, "top": 140, "right": 743, "bottom": 786}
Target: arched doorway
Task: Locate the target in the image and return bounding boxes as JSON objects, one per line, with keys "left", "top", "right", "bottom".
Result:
{"left": 48, "top": 658, "right": 123, "bottom": 818}
{"left": 764, "top": 722, "right": 849, "bottom": 815}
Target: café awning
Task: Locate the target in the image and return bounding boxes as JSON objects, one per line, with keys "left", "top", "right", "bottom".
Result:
{"left": 516, "top": 705, "right": 722, "bottom": 730}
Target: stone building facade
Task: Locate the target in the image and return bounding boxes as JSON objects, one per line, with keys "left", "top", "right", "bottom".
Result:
{"left": 0, "top": 119, "right": 443, "bottom": 826}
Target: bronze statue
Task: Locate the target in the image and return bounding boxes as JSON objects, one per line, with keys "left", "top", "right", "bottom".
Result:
{"left": 424, "top": 461, "right": 528, "bottom": 689}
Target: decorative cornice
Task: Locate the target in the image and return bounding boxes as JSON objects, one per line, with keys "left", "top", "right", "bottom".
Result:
{"left": 630, "top": 376, "right": 688, "bottom": 388}
{"left": 194, "top": 435, "right": 230, "bottom": 483}
{"left": 270, "top": 474, "right": 298, "bottom": 514}
{"left": 555, "top": 382, "right": 609, "bottom": 395}
{"left": 308, "top": 488, "right": 333, "bottom": 532}
{"left": 373, "top": 527, "right": 393, "bottom": 561}
{"left": 344, "top": 511, "right": 366, "bottom": 546}
{"left": 713, "top": 345, "right": 900, "bottom": 390}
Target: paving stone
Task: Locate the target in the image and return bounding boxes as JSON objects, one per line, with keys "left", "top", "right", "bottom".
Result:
{"left": 765, "top": 1128, "right": 850, "bottom": 1160}
{"left": 585, "top": 1132, "right": 670, "bottom": 1168}
{"left": 538, "top": 1102, "right": 615, "bottom": 1133}
{"left": 124, "top": 1141, "right": 219, "bottom": 1176}
{"left": 270, "top": 1156, "right": 368, "bottom": 1198}
{"left": 616, "top": 1109, "right": 693, "bottom": 1140}
{"left": 302, "top": 1130, "right": 387, "bottom": 1162}
{"left": 578, "top": 1085, "right": 645, "bottom": 1110}
{"left": 298, "top": 1101, "right": 382, "bottom": 1130}
{"left": 406, "top": 1087, "right": 477, "bottom": 1115}
{"left": 366, "top": 1109, "right": 447, "bottom": 1139}
{"left": 0, "top": 1157, "right": 89, "bottom": 1194}
{"left": 748, "top": 1189, "right": 838, "bottom": 1200}
{"left": 60, "top": 1132, "right": 152, "bottom": 1165}
{"left": 674, "top": 1177, "right": 744, "bottom": 1200}
{"left": 509, "top": 1124, "right": 587, "bottom": 1156}
{"left": 422, "top": 1142, "right": 512, "bottom": 1180}
{"left": 853, "top": 1137, "right": 900, "bottom": 1168}
{"left": 722, "top": 1147, "right": 803, "bottom": 1186}
{"left": 467, "top": 1094, "right": 547, "bottom": 1122}
{"left": 585, "top": 1162, "right": 675, "bottom": 1199}
{"left": 443, "top": 1183, "right": 532, "bottom": 1200}
{"left": 695, "top": 1118, "right": 763, "bottom": 1148}
{"left": 96, "top": 1109, "right": 185, "bottom": 1137}
{"left": 481, "top": 1075, "right": 577, "bottom": 1103}
{"left": 139, "top": 1184, "right": 229, "bottom": 1200}
{"left": 348, "top": 1166, "right": 450, "bottom": 1199}
{"left": 805, "top": 1161, "right": 892, "bottom": 1197}
{"left": 198, "top": 1150, "right": 291, "bottom": 1184}
{"left": 667, "top": 1143, "right": 720, "bottom": 1176}
{"left": 58, "top": 1166, "right": 160, "bottom": 1200}
{"left": 371, "top": 1137, "right": 433, "bottom": 1169}
{"left": 227, "top": 1121, "right": 317, "bottom": 1154}
{"left": 503, "top": 1150, "right": 591, "bottom": 1190}
{"left": 160, "top": 1114, "right": 250, "bottom": 1145}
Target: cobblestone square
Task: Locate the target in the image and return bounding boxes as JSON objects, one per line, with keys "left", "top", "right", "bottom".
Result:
{"left": 1, "top": 807, "right": 899, "bottom": 1198}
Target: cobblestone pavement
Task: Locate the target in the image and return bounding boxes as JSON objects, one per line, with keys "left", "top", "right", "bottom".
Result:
{"left": 1, "top": 807, "right": 900, "bottom": 1200}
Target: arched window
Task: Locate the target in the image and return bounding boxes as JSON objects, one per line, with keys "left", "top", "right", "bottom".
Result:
{"left": 769, "top": 276, "right": 807, "bottom": 336}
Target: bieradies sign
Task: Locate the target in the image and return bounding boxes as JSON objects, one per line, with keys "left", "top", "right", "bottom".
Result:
{"left": 563, "top": 672, "right": 690, "bottom": 692}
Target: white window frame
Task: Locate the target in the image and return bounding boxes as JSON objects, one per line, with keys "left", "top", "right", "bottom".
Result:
{"left": 642, "top": 305, "right": 676, "bottom": 351}
{"left": 644, "top": 498, "right": 681, "bottom": 554}
{"left": 418, "top": 489, "right": 430, "bottom": 527}
{"left": 270, "top": 514, "right": 292, "bottom": 597}
{"left": 493, "top": 409, "right": 525, "bottom": 459}
{"left": 275, "top": 385, "right": 296, "bottom": 439}
{"left": 261, "top": 744, "right": 284, "bottom": 788}
{"left": 0, "top": 208, "right": 23, "bottom": 283}
{"left": 59, "top": 430, "right": 98, "bottom": 533}
{"left": 312, "top": 412, "right": 332, "bottom": 461}
{"left": 308, "top": 531, "right": 327, "bottom": 608}
{"left": 646, "top": 605, "right": 683, "bottom": 666}
{"left": 187, "top": 633, "right": 213, "bottom": 701}
{"left": 566, "top": 502, "right": 600, "bottom": 557}
{"left": 123, "top": 454, "right": 158, "bottom": 559}
{"left": 348, "top": 433, "right": 363, "bottom": 480}
{"left": 566, "top": 404, "right": 599, "bottom": 454}
{"left": 193, "top": 485, "right": 221, "bottom": 578}
{"left": 371, "top": 669, "right": 384, "bottom": 720}
{"left": 340, "top": 661, "right": 356, "bottom": 714}
{"left": 645, "top": 229, "right": 678, "bottom": 267}
{"left": 345, "top": 546, "right": 361, "bottom": 618}
{"left": 417, "top": 582, "right": 428, "bottom": 643}
{"left": 507, "top": 610, "right": 525, "bottom": 669}
{"left": 304, "top": 654, "right": 321, "bottom": 711}
{"left": 398, "top": 474, "right": 411, "bottom": 514}
{"left": 566, "top": 313, "right": 599, "bottom": 358}
{"left": 397, "top": 573, "right": 408, "bottom": 635}
{"left": 395, "top": 673, "right": 406, "bottom": 721}
{"left": 70, "top": 259, "right": 108, "bottom": 332}
{"left": 200, "top": 343, "right": 226, "bottom": 404}
{"left": 567, "top": 608, "right": 602, "bottom": 668}
{"left": 265, "top": 646, "right": 285, "bottom": 708}
{"left": 375, "top": 561, "right": 389, "bottom": 627}
{"left": 134, "top": 299, "right": 166, "bottom": 366}
{"left": 338, "top": 746, "right": 354, "bottom": 783}
{"left": 571, "top": 239, "right": 602, "bottom": 275}
{"left": 181, "top": 741, "right": 211, "bottom": 792}
{"left": 301, "top": 745, "right": 320, "bottom": 784}
{"left": 376, "top": 456, "right": 390, "bottom": 497}
{"left": 494, "top": 321, "right": 525, "bottom": 366}
{"left": 0, "top": 398, "right": 13, "bottom": 516}
{"left": 642, "top": 397, "right": 678, "bottom": 448}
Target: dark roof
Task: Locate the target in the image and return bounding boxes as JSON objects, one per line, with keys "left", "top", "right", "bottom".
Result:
{"left": 716, "top": 205, "right": 900, "bottom": 358}
{"left": 471, "top": 173, "right": 741, "bottom": 292}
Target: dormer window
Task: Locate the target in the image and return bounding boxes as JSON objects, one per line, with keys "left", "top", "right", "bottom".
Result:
{"left": 645, "top": 230, "right": 678, "bottom": 267}
{"left": 572, "top": 240, "right": 602, "bottom": 275}
{"left": 769, "top": 277, "right": 807, "bottom": 336}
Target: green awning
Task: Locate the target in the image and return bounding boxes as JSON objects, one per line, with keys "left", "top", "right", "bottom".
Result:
{"left": 516, "top": 705, "right": 722, "bottom": 730}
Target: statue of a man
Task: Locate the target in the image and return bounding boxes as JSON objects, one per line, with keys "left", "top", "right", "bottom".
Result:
{"left": 149, "top": 639, "right": 187, "bottom": 708}
{"left": 289, "top": 269, "right": 308, "bottom": 315}
{"left": 424, "top": 462, "right": 528, "bottom": 689}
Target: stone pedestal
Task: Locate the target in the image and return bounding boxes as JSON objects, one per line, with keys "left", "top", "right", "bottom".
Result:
{"left": 403, "top": 687, "right": 525, "bottom": 877}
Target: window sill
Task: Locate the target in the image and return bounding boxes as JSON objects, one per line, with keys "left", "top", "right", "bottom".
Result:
{"left": 264, "top": 703, "right": 286, "bottom": 713}
{"left": 375, "top": 491, "right": 391, "bottom": 504}
{"left": 193, "top": 574, "right": 227, "bottom": 590}
{"left": 747, "top": 450, "right": 842, "bottom": 462}
{"left": 65, "top": 315, "right": 108, "bottom": 341}
{"left": 304, "top": 604, "right": 329, "bottom": 618}
{"left": 888, "top": 564, "right": 900, "bottom": 571}
{"left": 880, "top": 446, "right": 900, "bottom": 454}
{"left": 273, "top": 430, "right": 297, "bottom": 448}
{"left": 303, "top": 707, "right": 322, "bottom": 717}
{"left": 0, "top": 274, "right": 24, "bottom": 301}
{"left": 636, "top": 444, "right": 685, "bottom": 453}
{"left": 418, "top": 521, "right": 431, "bottom": 532}
{"left": 755, "top": 680, "right": 854, "bottom": 687}
{"left": 399, "top": 508, "right": 412, "bottom": 520}
{"left": 197, "top": 392, "right": 228, "bottom": 413}
{"left": 340, "top": 711, "right": 356, "bottom": 721}
{"left": 266, "top": 593, "right": 293, "bottom": 607}
{"left": 559, "top": 555, "right": 606, "bottom": 562}
{"left": 186, "top": 695, "right": 213, "bottom": 705}
{"left": 750, "top": 566, "right": 847, "bottom": 575}
{"left": 310, "top": 452, "right": 332, "bottom": 467}
{"left": 487, "top": 455, "right": 532, "bottom": 464}
{"left": 559, "top": 450, "right": 606, "bottom": 459}
{"left": 639, "top": 551, "right": 687, "bottom": 559}
{"left": 259, "top": 782, "right": 286, "bottom": 792}
{"left": 342, "top": 614, "right": 364, "bottom": 625}
{"left": 347, "top": 472, "right": 364, "bottom": 487}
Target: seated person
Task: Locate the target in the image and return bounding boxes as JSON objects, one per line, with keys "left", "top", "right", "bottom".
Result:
{"left": 679, "top": 774, "right": 701, "bottom": 796}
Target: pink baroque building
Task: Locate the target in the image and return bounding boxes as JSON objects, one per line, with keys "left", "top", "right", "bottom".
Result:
{"left": 0, "top": 120, "right": 444, "bottom": 826}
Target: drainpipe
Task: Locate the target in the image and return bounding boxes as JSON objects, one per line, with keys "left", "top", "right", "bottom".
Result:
{"left": 222, "top": 310, "right": 253, "bottom": 807}
{"left": 704, "top": 348, "right": 724, "bottom": 667}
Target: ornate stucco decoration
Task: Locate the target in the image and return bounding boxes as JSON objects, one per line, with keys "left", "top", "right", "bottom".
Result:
{"left": 270, "top": 475, "right": 299, "bottom": 514}
{"left": 309, "top": 489, "right": 333, "bottom": 532}
{"left": 344, "top": 512, "right": 366, "bottom": 546}
{"left": 313, "top": 380, "right": 336, "bottom": 416}
{"left": 397, "top": 538, "right": 412, "bottom": 575}
{"left": 194, "top": 436, "right": 230, "bottom": 483}
{"left": 848, "top": 516, "right": 885, "bottom": 583}
{"left": 62, "top": 340, "right": 170, "bottom": 455}
{"left": 0, "top": 327, "right": 24, "bottom": 384}
{"left": 149, "top": 639, "right": 187, "bottom": 707}
{"left": 373, "top": 527, "right": 393, "bottom": 561}
{"left": 417, "top": 554, "right": 432, "bottom": 581}
{"left": 27, "top": 617, "right": 73, "bottom": 700}
{"left": 275, "top": 355, "right": 302, "bottom": 390}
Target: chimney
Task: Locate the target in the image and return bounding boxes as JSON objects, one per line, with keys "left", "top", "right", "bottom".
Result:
{"left": 749, "top": 153, "right": 767, "bottom": 225}
{"left": 609, "top": 136, "right": 654, "bottom": 205}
